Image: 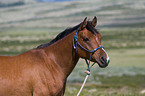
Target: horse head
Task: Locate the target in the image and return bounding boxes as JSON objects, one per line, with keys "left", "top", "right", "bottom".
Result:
{"left": 73, "top": 16, "right": 110, "bottom": 68}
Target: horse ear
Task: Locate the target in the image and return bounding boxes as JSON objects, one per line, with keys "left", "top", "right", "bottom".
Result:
{"left": 79, "top": 17, "right": 87, "bottom": 30}
{"left": 91, "top": 16, "right": 97, "bottom": 27}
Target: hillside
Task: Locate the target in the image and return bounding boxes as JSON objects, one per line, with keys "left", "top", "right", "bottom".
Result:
{"left": 0, "top": 0, "right": 145, "bottom": 32}
{"left": 0, "top": 1, "right": 145, "bottom": 96}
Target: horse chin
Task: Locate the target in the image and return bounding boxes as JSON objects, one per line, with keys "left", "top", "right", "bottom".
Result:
{"left": 95, "top": 60, "right": 109, "bottom": 68}
{"left": 98, "top": 63, "right": 108, "bottom": 68}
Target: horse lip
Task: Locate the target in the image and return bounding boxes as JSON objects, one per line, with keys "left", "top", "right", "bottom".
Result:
{"left": 98, "top": 63, "right": 108, "bottom": 68}
{"left": 96, "top": 59, "right": 108, "bottom": 68}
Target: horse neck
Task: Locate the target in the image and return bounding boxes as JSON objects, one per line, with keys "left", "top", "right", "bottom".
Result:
{"left": 43, "top": 31, "right": 79, "bottom": 78}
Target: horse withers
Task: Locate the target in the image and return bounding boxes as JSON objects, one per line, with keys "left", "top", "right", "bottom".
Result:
{"left": 0, "top": 16, "right": 110, "bottom": 96}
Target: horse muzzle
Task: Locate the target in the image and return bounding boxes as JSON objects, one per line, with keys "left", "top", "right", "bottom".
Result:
{"left": 97, "top": 56, "right": 110, "bottom": 68}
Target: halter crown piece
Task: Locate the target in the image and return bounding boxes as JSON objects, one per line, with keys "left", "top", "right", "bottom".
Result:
{"left": 73, "top": 28, "right": 104, "bottom": 75}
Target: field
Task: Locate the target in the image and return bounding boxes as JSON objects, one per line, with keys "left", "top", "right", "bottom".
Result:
{"left": 0, "top": 28, "right": 145, "bottom": 96}
{"left": 0, "top": 0, "right": 145, "bottom": 96}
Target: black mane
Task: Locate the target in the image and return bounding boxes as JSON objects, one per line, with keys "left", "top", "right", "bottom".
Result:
{"left": 37, "top": 23, "right": 81, "bottom": 48}
{"left": 37, "top": 21, "right": 99, "bottom": 48}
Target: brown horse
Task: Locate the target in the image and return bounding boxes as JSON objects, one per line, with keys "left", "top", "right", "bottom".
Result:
{"left": 0, "top": 16, "right": 109, "bottom": 96}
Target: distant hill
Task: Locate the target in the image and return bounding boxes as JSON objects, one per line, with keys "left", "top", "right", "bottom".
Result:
{"left": 0, "top": 0, "right": 21, "bottom": 4}
{"left": 37, "top": 0, "right": 74, "bottom": 2}
{"left": 0, "top": 0, "right": 36, "bottom": 5}
{"left": 0, "top": 1, "right": 24, "bottom": 8}
{"left": 0, "top": 0, "right": 145, "bottom": 30}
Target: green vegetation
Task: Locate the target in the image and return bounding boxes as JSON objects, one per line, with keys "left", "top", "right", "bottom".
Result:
{"left": 0, "top": 0, "right": 145, "bottom": 96}
{"left": 0, "top": 28, "right": 145, "bottom": 96}
{"left": 65, "top": 75, "right": 145, "bottom": 96}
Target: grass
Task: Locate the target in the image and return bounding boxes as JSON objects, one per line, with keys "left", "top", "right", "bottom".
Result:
{"left": 0, "top": 28, "right": 145, "bottom": 55}
{"left": 108, "top": 48, "right": 145, "bottom": 67}
{"left": 65, "top": 79, "right": 145, "bottom": 96}
{"left": 0, "top": 28, "right": 145, "bottom": 95}
{"left": 101, "top": 28, "right": 145, "bottom": 49}
{"left": 0, "top": 27, "right": 145, "bottom": 96}
{"left": 1, "top": 28, "right": 145, "bottom": 95}
{"left": 0, "top": 0, "right": 145, "bottom": 95}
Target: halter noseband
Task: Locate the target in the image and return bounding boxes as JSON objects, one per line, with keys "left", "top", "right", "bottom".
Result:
{"left": 73, "top": 28, "right": 104, "bottom": 75}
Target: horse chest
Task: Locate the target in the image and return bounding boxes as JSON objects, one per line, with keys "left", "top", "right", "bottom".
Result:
{"left": 35, "top": 81, "right": 63, "bottom": 96}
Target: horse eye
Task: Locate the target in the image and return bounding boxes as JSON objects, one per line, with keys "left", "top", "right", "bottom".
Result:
{"left": 83, "top": 37, "right": 89, "bottom": 42}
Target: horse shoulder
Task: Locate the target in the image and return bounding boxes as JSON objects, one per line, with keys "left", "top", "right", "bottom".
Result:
{"left": 27, "top": 49, "right": 65, "bottom": 96}
{"left": 0, "top": 55, "right": 34, "bottom": 96}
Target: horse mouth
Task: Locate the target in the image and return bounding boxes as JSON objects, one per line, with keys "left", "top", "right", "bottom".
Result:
{"left": 96, "top": 58, "right": 110, "bottom": 68}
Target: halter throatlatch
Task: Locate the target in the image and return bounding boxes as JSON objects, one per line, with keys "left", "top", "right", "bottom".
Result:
{"left": 73, "top": 28, "right": 104, "bottom": 75}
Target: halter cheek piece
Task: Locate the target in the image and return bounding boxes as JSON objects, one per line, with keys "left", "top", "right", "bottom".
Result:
{"left": 73, "top": 28, "right": 104, "bottom": 75}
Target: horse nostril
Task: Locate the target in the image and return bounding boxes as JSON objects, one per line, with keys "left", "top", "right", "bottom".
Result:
{"left": 100, "top": 56, "right": 106, "bottom": 64}
{"left": 99, "top": 56, "right": 109, "bottom": 68}
{"left": 101, "top": 56, "right": 105, "bottom": 61}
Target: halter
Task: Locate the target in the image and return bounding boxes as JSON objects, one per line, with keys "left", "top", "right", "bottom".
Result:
{"left": 73, "top": 28, "right": 105, "bottom": 96}
{"left": 73, "top": 28, "right": 104, "bottom": 75}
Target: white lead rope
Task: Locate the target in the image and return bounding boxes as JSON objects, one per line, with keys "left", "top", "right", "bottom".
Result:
{"left": 77, "top": 71, "right": 90, "bottom": 96}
